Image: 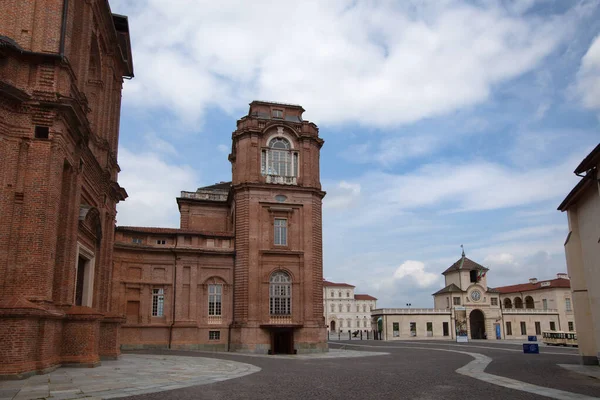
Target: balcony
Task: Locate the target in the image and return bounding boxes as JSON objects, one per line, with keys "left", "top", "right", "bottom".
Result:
{"left": 502, "top": 308, "right": 559, "bottom": 314}
{"left": 269, "top": 315, "right": 293, "bottom": 325}
{"left": 207, "top": 316, "right": 222, "bottom": 325}
{"left": 265, "top": 175, "right": 297, "bottom": 185}
{"left": 373, "top": 308, "right": 452, "bottom": 315}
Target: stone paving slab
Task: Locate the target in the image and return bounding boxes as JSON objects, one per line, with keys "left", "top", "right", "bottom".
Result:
{"left": 558, "top": 364, "right": 600, "bottom": 380}
{"left": 0, "top": 354, "right": 260, "bottom": 400}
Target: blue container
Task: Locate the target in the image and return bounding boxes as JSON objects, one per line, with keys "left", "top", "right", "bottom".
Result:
{"left": 528, "top": 336, "right": 537, "bottom": 342}
{"left": 523, "top": 343, "right": 539, "bottom": 354}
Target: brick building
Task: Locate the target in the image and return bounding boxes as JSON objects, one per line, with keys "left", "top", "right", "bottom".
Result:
{"left": 112, "top": 101, "right": 327, "bottom": 354}
{"left": 0, "top": 0, "right": 133, "bottom": 378}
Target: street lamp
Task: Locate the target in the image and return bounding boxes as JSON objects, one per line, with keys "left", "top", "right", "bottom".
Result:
{"left": 406, "top": 303, "right": 412, "bottom": 309}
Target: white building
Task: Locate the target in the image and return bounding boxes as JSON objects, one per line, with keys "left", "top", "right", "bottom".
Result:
{"left": 323, "top": 280, "right": 377, "bottom": 332}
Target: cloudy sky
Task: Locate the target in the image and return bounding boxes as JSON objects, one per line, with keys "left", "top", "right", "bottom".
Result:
{"left": 110, "top": 0, "right": 600, "bottom": 308}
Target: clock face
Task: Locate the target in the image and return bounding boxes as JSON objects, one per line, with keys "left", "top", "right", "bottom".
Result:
{"left": 471, "top": 290, "right": 481, "bottom": 302}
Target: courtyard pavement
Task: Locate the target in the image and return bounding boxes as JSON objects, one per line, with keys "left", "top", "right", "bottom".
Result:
{"left": 1, "top": 340, "right": 598, "bottom": 400}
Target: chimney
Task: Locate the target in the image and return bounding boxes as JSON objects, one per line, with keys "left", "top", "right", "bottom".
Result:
{"left": 529, "top": 278, "right": 538, "bottom": 284}
{"left": 557, "top": 273, "right": 569, "bottom": 280}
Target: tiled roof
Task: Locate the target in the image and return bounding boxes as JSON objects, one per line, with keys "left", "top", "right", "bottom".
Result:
{"left": 116, "top": 226, "right": 234, "bottom": 237}
{"left": 442, "top": 256, "right": 488, "bottom": 275}
{"left": 574, "top": 143, "right": 600, "bottom": 174}
{"left": 354, "top": 294, "right": 377, "bottom": 301}
{"left": 432, "top": 283, "right": 465, "bottom": 295}
{"left": 323, "top": 280, "right": 355, "bottom": 288}
{"left": 491, "top": 278, "right": 570, "bottom": 294}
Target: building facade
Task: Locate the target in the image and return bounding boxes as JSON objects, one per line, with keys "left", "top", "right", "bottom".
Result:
{"left": 559, "top": 143, "right": 600, "bottom": 365}
{"left": 323, "top": 280, "right": 377, "bottom": 333}
{"left": 112, "top": 101, "right": 327, "bottom": 354}
{"left": 373, "top": 253, "right": 574, "bottom": 342}
{"left": 0, "top": 0, "right": 133, "bottom": 378}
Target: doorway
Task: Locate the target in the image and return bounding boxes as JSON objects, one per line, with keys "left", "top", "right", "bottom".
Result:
{"left": 469, "top": 309, "right": 486, "bottom": 339}
{"left": 330, "top": 320, "right": 336, "bottom": 332}
{"left": 271, "top": 329, "right": 294, "bottom": 354}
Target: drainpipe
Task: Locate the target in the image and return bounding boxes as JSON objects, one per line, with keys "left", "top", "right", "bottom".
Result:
{"left": 59, "top": 0, "right": 69, "bottom": 59}
{"left": 168, "top": 235, "right": 177, "bottom": 349}
{"left": 228, "top": 250, "right": 236, "bottom": 352}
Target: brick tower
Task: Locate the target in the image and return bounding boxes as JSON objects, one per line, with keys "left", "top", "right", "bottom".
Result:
{"left": 228, "top": 101, "right": 327, "bottom": 354}
{"left": 0, "top": 0, "right": 133, "bottom": 378}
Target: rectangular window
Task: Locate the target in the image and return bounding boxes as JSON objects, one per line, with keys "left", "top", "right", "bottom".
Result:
{"left": 568, "top": 321, "right": 574, "bottom": 331}
{"left": 363, "top": 320, "right": 367, "bottom": 328}
{"left": 156, "top": 239, "right": 166, "bottom": 245}
{"left": 274, "top": 218, "right": 287, "bottom": 246}
{"left": 208, "top": 284, "right": 222, "bottom": 316}
{"left": 34, "top": 126, "right": 49, "bottom": 139}
{"left": 446, "top": 297, "right": 449, "bottom": 308}
{"left": 410, "top": 322, "right": 416, "bottom": 336}
{"left": 506, "top": 322, "right": 512, "bottom": 336}
{"left": 132, "top": 238, "right": 142, "bottom": 244}
{"left": 453, "top": 297, "right": 461, "bottom": 305}
{"left": 565, "top": 298, "right": 572, "bottom": 311}
{"left": 209, "top": 331, "right": 220, "bottom": 340}
{"left": 427, "top": 322, "right": 433, "bottom": 336}
{"left": 393, "top": 322, "right": 399, "bottom": 337}
{"left": 470, "top": 270, "right": 478, "bottom": 283}
{"left": 443, "top": 322, "right": 449, "bottom": 336}
{"left": 550, "top": 321, "right": 556, "bottom": 331}
{"left": 491, "top": 298, "right": 498, "bottom": 306}
{"left": 535, "top": 321, "right": 541, "bottom": 335}
{"left": 542, "top": 299, "right": 548, "bottom": 310}
{"left": 520, "top": 321, "right": 527, "bottom": 335}
{"left": 272, "top": 109, "right": 283, "bottom": 119}
{"left": 152, "top": 288, "right": 164, "bottom": 317}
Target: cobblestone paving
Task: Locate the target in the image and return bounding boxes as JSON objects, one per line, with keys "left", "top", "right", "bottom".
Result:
{"left": 0, "top": 354, "right": 260, "bottom": 400}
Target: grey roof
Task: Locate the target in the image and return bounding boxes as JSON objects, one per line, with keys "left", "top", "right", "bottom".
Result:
{"left": 198, "top": 181, "right": 231, "bottom": 191}
{"left": 442, "top": 256, "right": 488, "bottom": 275}
{"left": 432, "top": 283, "right": 465, "bottom": 295}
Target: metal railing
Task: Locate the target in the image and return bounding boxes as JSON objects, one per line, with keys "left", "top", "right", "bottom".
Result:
{"left": 373, "top": 308, "right": 452, "bottom": 314}
{"left": 269, "top": 315, "right": 293, "bottom": 324}
{"left": 502, "top": 308, "right": 559, "bottom": 314}
{"left": 207, "top": 316, "right": 222, "bottom": 324}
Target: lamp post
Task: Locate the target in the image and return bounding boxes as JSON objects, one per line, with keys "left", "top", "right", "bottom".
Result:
{"left": 406, "top": 303, "right": 412, "bottom": 309}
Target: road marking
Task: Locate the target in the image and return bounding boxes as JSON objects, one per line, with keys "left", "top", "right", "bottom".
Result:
{"left": 329, "top": 343, "right": 598, "bottom": 400}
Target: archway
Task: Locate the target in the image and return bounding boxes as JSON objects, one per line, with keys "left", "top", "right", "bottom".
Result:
{"left": 504, "top": 298, "right": 512, "bottom": 309}
{"left": 514, "top": 297, "right": 523, "bottom": 309}
{"left": 330, "top": 320, "right": 336, "bottom": 332}
{"left": 525, "top": 296, "right": 534, "bottom": 309}
{"left": 469, "top": 309, "right": 486, "bottom": 339}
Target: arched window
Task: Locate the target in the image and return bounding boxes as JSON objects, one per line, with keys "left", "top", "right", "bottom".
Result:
{"left": 525, "top": 296, "right": 534, "bottom": 309}
{"left": 504, "top": 298, "right": 512, "bottom": 309}
{"left": 346, "top": 291, "right": 350, "bottom": 298}
{"left": 330, "top": 303, "right": 335, "bottom": 312}
{"left": 261, "top": 137, "right": 299, "bottom": 179}
{"left": 269, "top": 271, "right": 291, "bottom": 315}
{"left": 330, "top": 291, "right": 334, "bottom": 298}
{"left": 338, "top": 291, "right": 342, "bottom": 297}
{"left": 514, "top": 297, "right": 523, "bottom": 309}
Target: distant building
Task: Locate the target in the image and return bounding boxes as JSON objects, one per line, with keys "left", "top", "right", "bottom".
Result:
{"left": 111, "top": 101, "right": 327, "bottom": 355}
{"left": 373, "top": 252, "right": 574, "bottom": 341}
{"left": 558, "top": 143, "right": 600, "bottom": 365}
{"left": 323, "top": 281, "right": 377, "bottom": 332}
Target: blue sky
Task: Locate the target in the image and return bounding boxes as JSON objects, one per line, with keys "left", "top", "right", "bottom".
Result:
{"left": 109, "top": 0, "right": 600, "bottom": 308}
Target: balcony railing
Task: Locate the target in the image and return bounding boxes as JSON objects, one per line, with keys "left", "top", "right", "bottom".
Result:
{"left": 269, "top": 315, "right": 293, "bottom": 324}
{"left": 373, "top": 308, "right": 452, "bottom": 315}
{"left": 207, "top": 316, "right": 222, "bottom": 324}
{"left": 265, "top": 175, "right": 297, "bottom": 185}
{"left": 502, "top": 308, "right": 558, "bottom": 314}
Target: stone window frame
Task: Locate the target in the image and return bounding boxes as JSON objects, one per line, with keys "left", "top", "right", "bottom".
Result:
{"left": 453, "top": 296, "right": 461, "bottom": 305}
{"left": 74, "top": 242, "right": 95, "bottom": 307}
{"left": 209, "top": 330, "right": 221, "bottom": 340}
{"left": 151, "top": 288, "right": 165, "bottom": 317}
{"left": 269, "top": 271, "right": 291, "bottom": 316}
{"left": 506, "top": 321, "right": 512, "bottom": 336}
{"left": 261, "top": 132, "right": 300, "bottom": 180}
{"left": 565, "top": 298, "right": 572, "bottom": 312}
{"left": 208, "top": 284, "right": 223, "bottom": 316}
{"left": 274, "top": 217, "right": 288, "bottom": 246}
{"left": 491, "top": 297, "right": 498, "bottom": 306}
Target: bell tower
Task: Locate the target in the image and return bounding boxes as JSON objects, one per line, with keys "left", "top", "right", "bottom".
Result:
{"left": 228, "top": 101, "right": 327, "bottom": 354}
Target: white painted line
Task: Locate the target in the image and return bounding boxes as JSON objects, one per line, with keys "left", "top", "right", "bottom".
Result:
{"left": 330, "top": 343, "right": 598, "bottom": 400}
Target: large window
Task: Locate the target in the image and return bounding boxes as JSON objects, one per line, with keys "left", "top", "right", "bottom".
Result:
{"left": 506, "top": 321, "right": 512, "bottom": 336}
{"left": 491, "top": 297, "right": 498, "bottom": 306}
{"left": 208, "top": 284, "right": 222, "bottom": 316}
{"left": 270, "top": 271, "right": 291, "bottom": 315}
{"left": 542, "top": 299, "right": 548, "bottom": 310}
{"left": 565, "top": 298, "right": 572, "bottom": 311}
{"left": 520, "top": 321, "right": 527, "bottom": 335}
{"left": 152, "top": 288, "right": 164, "bottom": 317}
{"left": 550, "top": 321, "right": 556, "bottom": 331}
{"left": 274, "top": 218, "right": 287, "bottom": 246}
{"left": 568, "top": 321, "right": 574, "bottom": 331}
{"left": 261, "top": 137, "right": 298, "bottom": 178}
{"left": 535, "top": 321, "right": 541, "bottom": 335}
{"left": 453, "top": 297, "right": 461, "bottom": 305}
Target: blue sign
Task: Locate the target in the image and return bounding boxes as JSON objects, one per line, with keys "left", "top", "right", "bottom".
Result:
{"left": 528, "top": 336, "right": 537, "bottom": 342}
{"left": 523, "top": 343, "right": 539, "bottom": 354}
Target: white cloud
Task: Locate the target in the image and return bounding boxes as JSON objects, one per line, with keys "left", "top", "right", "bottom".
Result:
{"left": 143, "top": 132, "right": 178, "bottom": 155}
{"left": 111, "top": 0, "right": 575, "bottom": 127}
{"left": 575, "top": 34, "right": 600, "bottom": 111}
{"left": 217, "top": 144, "right": 229, "bottom": 154}
{"left": 323, "top": 180, "right": 361, "bottom": 209}
{"left": 392, "top": 260, "right": 441, "bottom": 288}
{"left": 116, "top": 148, "right": 198, "bottom": 227}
